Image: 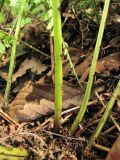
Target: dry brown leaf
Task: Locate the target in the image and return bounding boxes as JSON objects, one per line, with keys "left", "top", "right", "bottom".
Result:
{"left": 75, "top": 54, "right": 92, "bottom": 76}
{"left": 12, "top": 99, "right": 54, "bottom": 122}
{"left": 12, "top": 57, "right": 47, "bottom": 82}
{"left": 0, "top": 71, "right": 8, "bottom": 81}
{"left": 8, "top": 80, "right": 104, "bottom": 122}
{"left": 112, "top": 13, "right": 120, "bottom": 23}
{"left": 96, "top": 52, "right": 120, "bottom": 73}
{"left": 0, "top": 57, "right": 47, "bottom": 82}
{"left": 8, "top": 81, "right": 84, "bottom": 122}
{"left": 108, "top": 36, "right": 120, "bottom": 47}
{"left": 80, "top": 51, "right": 120, "bottom": 82}
{"left": 0, "top": 94, "right": 3, "bottom": 107}
{"left": 106, "top": 135, "right": 120, "bottom": 160}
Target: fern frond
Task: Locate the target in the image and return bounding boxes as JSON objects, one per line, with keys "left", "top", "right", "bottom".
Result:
{"left": 63, "top": 42, "right": 82, "bottom": 87}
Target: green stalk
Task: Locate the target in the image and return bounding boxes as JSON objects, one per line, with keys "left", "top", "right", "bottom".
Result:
{"left": 0, "top": 0, "right": 5, "bottom": 12}
{"left": 86, "top": 80, "right": 120, "bottom": 150}
{"left": 51, "top": 0, "right": 63, "bottom": 132}
{"left": 0, "top": 145, "right": 28, "bottom": 157}
{"left": 3, "top": 0, "right": 27, "bottom": 110}
{"left": 91, "top": 0, "right": 100, "bottom": 25}
{"left": 69, "top": 0, "right": 110, "bottom": 136}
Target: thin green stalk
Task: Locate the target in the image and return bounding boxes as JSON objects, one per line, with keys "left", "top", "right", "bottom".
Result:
{"left": 86, "top": 80, "right": 120, "bottom": 150}
{"left": 0, "top": 145, "right": 28, "bottom": 157}
{"left": 0, "top": 0, "right": 5, "bottom": 12}
{"left": 91, "top": 0, "right": 100, "bottom": 25}
{"left": 3, "top": 0, "right": 27, "bottom": 110}
{"left": 0, "top": 155, "right": 22, "bottom": 160}
{"left": 69, "top": 0, "right": 110, "bottom": 136}
{"left": 52, "top": 0, "right": 63, "bottom": 132}
{"left": 0, "top": 29, "right": 49, "bottom": 58}
{"left": 63, "top": 42, "right": 83, "bottom": 88}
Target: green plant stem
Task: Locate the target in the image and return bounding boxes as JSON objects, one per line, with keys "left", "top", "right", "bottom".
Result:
{"left": 52, "top": 0, "right": 63, "bottom": 132}
{"left": 0, "top": 145, "right": 28, "bottom": 157}
{"left": 69, "top": 0, "right": 110, "bottom": 136}
{"left": 0, "top": 0, "right": 5, "bottom": 12}
{"left": 86, "top": 80, "right": 120, "bottom": 150}
{"left": 91, "top": 0, "right": 100, "bottom": 24}
{"left": 0, "top": 155, "right": 22, "bottom": 160}
{"left": 0, "top": 29, "right": 49, "bottom": 58}
{"left": 3, "top": 0, "right": 27, "bottom": 110}
{"left": 63, "top": 42, "right": 83, "bottom": 88}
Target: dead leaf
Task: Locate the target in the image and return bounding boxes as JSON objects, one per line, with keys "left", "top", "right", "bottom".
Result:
{"left": 12, "top": 57, "right": 47, "bottom": 82}
{"left": 0, "top": 71, "right": 8, "bottom": 81}
{"left": 96, "top": 52, "right": 120, "bottom": 73}
{"left": 106, "top": 135, "right": 120, "bottom": 160}
{"left": 0, "top": 57, "right": 47, "bottom": 82}
{"left": 8, "top": 81, "right": 84, "bottom": 121}
{"left": 108, "top": 36, "right": 120, "bottom": 47}
{"left": 113, "top": 13, "right": 120, "bottom": 23}
{"left": 75, "top": 54, "right": 92, "bottom": 76}
{"left": 0, "top": 94, "right": 3, "bottom": 107}
{"left": 8, "top": 81, "right": 104, "bottom": 122}
{"left": 12, "top": 99, "right": 54, "bottom": 122}
{"left": 80, "top": 51, "right": 120, "bottom": 82}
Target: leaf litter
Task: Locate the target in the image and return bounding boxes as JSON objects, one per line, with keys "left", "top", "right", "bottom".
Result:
{"left": 0, "top": 1, "right": 120, "bottom": 160}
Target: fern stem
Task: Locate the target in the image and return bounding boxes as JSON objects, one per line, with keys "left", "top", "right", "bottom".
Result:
{"left": 3, "top": 0, "right": 27, "bottom": 110}
{"left": 0, "top": 0, "right": 5, "bottom": 12}
{"left": 69, "top": 0, "right": 110, "bottom": 136}
{"left": 91, "top": 0, "right": 100, "bottom": 24}
{"left": 52, "top": 0, "right": 63, "bottom": 132}
{"left": 86, "top": 80, "right": 120, "bottom": 150}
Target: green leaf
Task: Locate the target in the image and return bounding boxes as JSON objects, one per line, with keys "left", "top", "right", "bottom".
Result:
{"left": 9, "top": 0, "right": 19, "bottom": 7}
{"left": 0, "top": 42, "right": 5, "bottom": 55}
{"left": 20, "top": 17, "right": 31, "bottom": 28}
{"left": 46, "top": 18, "right": 53, "bottom": 30}
{"left": 0, "top": 12, "right": 5, "bottom": 23}
{"left": 32, "top": 5, "right": 45, "bottom": 14}
{"left": 34, "top": 0, "right": 43, "bottom": 4}
{"left": 0, "top": 31, "right": 6, "bottom": 39}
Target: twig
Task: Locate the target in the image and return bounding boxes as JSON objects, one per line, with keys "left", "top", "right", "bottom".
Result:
{"left": 18, "top": 132, "right": 46, "bottom": 146}
{"left": 43, "top": 129, "right": 86, "bottom": 142}
{"left": 0, "top": 109, "right": 19, "bottom": 126}
{"left": 110, "top": 115, "right": 120, "bottom": 132}
{"left": 0, "top": 29, "right": 50, "bottom": 58}
{"left": 21, "top": 40, "right": 50, "bottom": 57}
{"left": 93, "top": 143, "right": 110, "bottom": 152}
{"left": 102, "top": 125, "right": 116, "bottom": 136}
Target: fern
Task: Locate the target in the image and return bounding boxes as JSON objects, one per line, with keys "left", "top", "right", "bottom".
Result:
{"left": 9, "top": 0, "right": 19, "bottom": 7}
{"left": 63, "top": 42, "right": 82, "bottom": 86}
{"left": 28, "top": 0, "right": 54, "bottom": 32}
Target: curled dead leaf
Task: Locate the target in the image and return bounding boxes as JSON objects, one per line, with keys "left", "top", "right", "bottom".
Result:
{"left": 106, "top": 136, "right": 120, "bottom": 160}
{"left": 8, "top": 81, "right": 84, "bottom": 122}
{"left": 9, "top": 99, "right": 54, "bottom": 122}
{"left": 12, "top": 57, "right": 47, "bottom": 82}
{"left": 80, "top": 51, "right": 120, "bottom": 82}
{"left": 0, "top": 57, "right": 47, "bottom": 82}
{"left": 8, "top": 80, "right": 104, "bottom": 122}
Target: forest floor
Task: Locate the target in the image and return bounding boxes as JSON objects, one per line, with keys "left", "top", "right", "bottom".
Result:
{"left": 0, "top": 1, "right": 120, "bottom": 160}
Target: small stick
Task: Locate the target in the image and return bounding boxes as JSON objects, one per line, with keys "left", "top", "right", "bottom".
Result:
{"left": 110, "top": 115, "right": 120, "bottom": 132}
{"left": 0, "top": 109, "right": 20, "bottom": 127}
{"left": 93, "top": 143, "right": 110, "bottom": 152}
{"left": 43, "top": 129, "right": 86, "bottom": 142}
